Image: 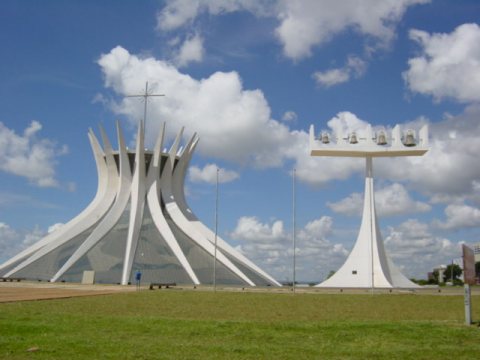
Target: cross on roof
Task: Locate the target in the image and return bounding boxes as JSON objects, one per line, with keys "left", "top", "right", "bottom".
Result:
{"left": 125, "top": 81, "right": 165, "bottom": 130}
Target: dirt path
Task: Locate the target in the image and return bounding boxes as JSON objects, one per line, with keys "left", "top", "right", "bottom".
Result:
{"left": 0, "top": 282, "right": 134, "bottom": 303}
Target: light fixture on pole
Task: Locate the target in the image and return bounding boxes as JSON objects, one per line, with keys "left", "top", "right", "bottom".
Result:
{"left": 310, "top": 123, "right": 429, "bottom": 289}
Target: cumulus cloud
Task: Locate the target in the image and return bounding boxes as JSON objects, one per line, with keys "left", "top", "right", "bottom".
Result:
{"left": 98, "top": 46, "right": 292, "bottom": 167}
{"left": 156, "top": 0, "right": 272, "bottom": 31}
{"left": 189, "top": 163, "right": 239, "bottom": 184}
{"left": 311, "top": 107, "right": 480, "bottom": 203}
{"left": 0, "top": 121, "right": 68, "bottom": 187}
{"left": 275, "top": 0, "right": 429, "bottom": 60}
{"left": 0, "top": 222, "right": 45, "bottom": 263}
{"left": 281, "top": 111, "right": 297, "bottom": 122}
{"left": 174, "top": 33, "right": 205, "bottom": 67}
{"left": 374, "top": 106, "right": 480, "bottom": 201}
{"left": 230, "top": 215, "right": 348, "bottom": 281}
{"left": 157, "top": 0, "right": 428, "bottom": 61}
{"left": 313, "top": 55, "right": 367, "bottom": 87}
{"left": 47, "top": 223, "right": 64, "bottom": 234}
{"left": 434, "top": 203, "right": 480, "bottom": 230}
{"left": 313, "top": 68, "right": 350, "bottom": 88}
{"left": 328, "top": 183, "right": 431, "bottom": 217}
{"left": 293, "top": 111, "right": 369, "bottom": 185}
{"left": 403, "top": 23, "right": 480, "bottom": 103}
{"left": 384, "top": 219, "right": 459, "bottom": 278}
{"left": 97, "top": 46, "right": 480, "bottom": 206}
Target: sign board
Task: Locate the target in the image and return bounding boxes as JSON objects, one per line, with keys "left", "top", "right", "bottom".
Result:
{"left": 462, "top": 244, "right": 476, "bottom": 285}
{"left": 81, "top": 270, "right": 95, "bottom": 285}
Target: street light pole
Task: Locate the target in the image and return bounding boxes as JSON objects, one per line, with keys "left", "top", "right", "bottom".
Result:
{"left": 292, "top": 168, "right": 296, "bottom": 294}
{"left": 213, "top": 167, "right": 219, "bottom": 292}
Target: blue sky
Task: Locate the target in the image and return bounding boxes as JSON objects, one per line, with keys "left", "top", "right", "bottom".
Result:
{"left": 1, "top": 0, "right": 480, "bottom": 282}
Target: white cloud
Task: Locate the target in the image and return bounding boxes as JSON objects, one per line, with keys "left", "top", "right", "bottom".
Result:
{"left": 313, "top": 55, "right": 367, "bottom": 87}
{"left": 98, "top": 46, "right": 480, "bottom": 207}
{"left": 156, "top": 0, "right": 272, "bottom": 31}
{"left": 189, "top": 163, "right": 239, "bottom": 184}
{"left": 384, "top": 219, "right": 459, "bottom": 278}
{"left": 275, "top": 0, "right": 429, "bottom": 60}
{"left": 292, "top": 111, "right": 370, "bottom": 186}
{"left": 328, "top": 192, "right": 363, "bottom": 216}
{"left": 0, "top": 121, "right": 67, "bottom": 187}
{"left": 403, "top": 23, "right": 480, "bottom": 103}
{"left": 0, "top": 222, "right": 45, "bottom": 264}
{"left": 230, "top": 215, "right": 348, "bottom": 281}
{"left": 98, "top": 46, "right": 291, "bottom": 167}
{"left": 328, "top": 183, "right": 431, "bottom": 217}
{"left": 174, "top": 33, "right": 205, "bottom": 67}
{"left": 374, "top": 106, "right": 480, "bottom": 200}
{"left": 313, "top": 68, "right": 350, "bottom": 87}
{"left": 309, "top": 107, "right": 480, "bottom": 203}
{"left": 157, "top": 0, "right": 428, "bottom": 61}
{"left": 281, "top": 111, "right": 297, "bottom": 122}
{"left": 157, "top": 0, "right": 201, "bottom": 31}
{"left": 434, "top": 203, "right": 480, "bottom": 230}
{"left": 47, "top": 223, "right": 64, "bottom": 234}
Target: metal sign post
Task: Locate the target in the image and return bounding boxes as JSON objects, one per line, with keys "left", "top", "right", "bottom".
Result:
{"left": 462, "top": 244, "right": 475, "bottom": 325}
{"left": 464, "top": 284, "right": 472, "bottom": 325}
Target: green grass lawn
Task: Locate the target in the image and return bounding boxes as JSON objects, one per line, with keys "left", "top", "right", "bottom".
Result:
{"left": 1, "top": 290, "right": 479, "bottom": 359}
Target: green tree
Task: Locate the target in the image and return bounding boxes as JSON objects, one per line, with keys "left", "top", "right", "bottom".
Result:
{"left": 444, "top": 264, "right": 462, "bottom": 284}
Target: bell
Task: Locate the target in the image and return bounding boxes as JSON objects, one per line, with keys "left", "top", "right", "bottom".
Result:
{"left": 349, "top": 132, "right": 358, "bottom": 144}
{"left": 377, "top": 130, "right": 387, "bottom": 145}
{"left": 404, "top": 129, "right": 416, "bottom": 147}
{"left": 321, "top": 132, "right": 330, "bottom": 144}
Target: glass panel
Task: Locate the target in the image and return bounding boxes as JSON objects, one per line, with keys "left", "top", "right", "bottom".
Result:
{"left": 165, "top": 215, "right": 247, "bottom": 286}
{"left": 130, "top": 205, "right": 191, "bottom": 284}
{"left": 62, "top": 201, "right": 131, "bottom": 284}
{"left": 223, "top": 252, "right": 274, "bottom": 287}
{"left": 0, "top": 255, "right": 36, "bottom": 278}
{"left": 14, "top": 225, "right": 96, "bottom": 281}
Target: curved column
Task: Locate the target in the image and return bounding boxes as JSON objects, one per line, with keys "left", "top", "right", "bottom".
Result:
{"left": 172, "top": 135, "right": 281, "bottom": 286}
{"left": 366, "top": 157, "right": 392, "bottom": 288}
{"left": 317, "top": 157, "right": 419, "bottom": 288}
{"left": 51, "top": 121, "right": 132, "bottom": 282}
{"left": 121, "top": 121, "right": 146, "bottom": 285}
{"left": 3, "top": 127, "right": 118, "bottom": 277}
{"left": 161, "top": 128, "right": 255, "bottom": 286}
{"left": 145, "top": 123, "right": 200, "bottom": 285}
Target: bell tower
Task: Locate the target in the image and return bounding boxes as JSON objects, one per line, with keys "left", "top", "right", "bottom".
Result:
{"left": 310, "top": 123, "right": 429, "bottom": 288}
